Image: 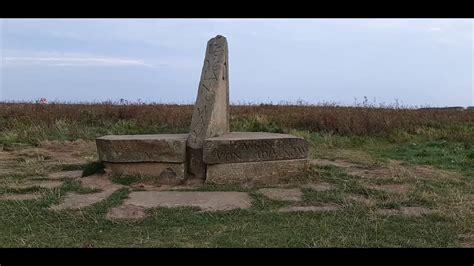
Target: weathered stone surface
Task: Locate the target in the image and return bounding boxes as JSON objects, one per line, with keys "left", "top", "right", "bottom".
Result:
{"left": 104, "top": 162, "right": 185, "bottom": 185}
{"left": 50, "top": 190, "right": 116, "bottom": 210}
{"left": 206, "top": 159, "right": 309, "bottom": 185}
{"left": 203, "top": 132, "right": 309, "bottom": 164}
{"left": 257, "top": 188, "right": 303, "bottom": 202}
{"left": 187, "top": 35, "right": 230, "bottom": 179}
{"left": 124, "top": 191, "right": 251, "bottom": 211}
{"left": 96, "top": 134, "right": 187, "bottom": 163}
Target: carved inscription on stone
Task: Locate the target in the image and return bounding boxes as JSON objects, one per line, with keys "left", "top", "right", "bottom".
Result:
{"left": 203, "top": 137, "right": 309, "bottom": 164}
{"left": 186, "top": 35, "right": 230, "bottom": 179}
{"left": 187, "top": 35, "right": 229, "bottom": 150}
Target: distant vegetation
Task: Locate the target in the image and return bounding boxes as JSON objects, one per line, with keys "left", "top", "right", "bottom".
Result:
{"left": 0, "top": 101, "right": 473, "bottom": 146}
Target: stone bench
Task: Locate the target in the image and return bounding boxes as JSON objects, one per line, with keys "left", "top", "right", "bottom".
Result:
{"left": 95, "top": 35, "right": 310, "bottom": 186}
{"left": 204, "top": 132, "right": 309, "bottom": 185}
{"left": 96, "top": 134, "right": 188, "bottom": 184}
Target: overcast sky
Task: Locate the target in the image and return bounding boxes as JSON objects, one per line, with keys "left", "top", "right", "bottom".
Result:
{"left": 0, "top": 19, "right": 472, "bottom": 107}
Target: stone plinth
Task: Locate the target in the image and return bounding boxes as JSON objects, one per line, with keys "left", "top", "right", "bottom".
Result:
{"left": 96, "top": 134, "right": 187, "bottom": 163}
{"left": 206, "top": 159, "right": 309, "bottom": 186}
{"left": 203, "top": 132, "right": 309, "bottom": 164}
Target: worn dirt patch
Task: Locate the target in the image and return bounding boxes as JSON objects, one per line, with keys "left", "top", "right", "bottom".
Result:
{"left": 123, "top": 191, "right": 252, "bottom": 211}
{"left": 278, "top": 204, "right": 340, "bottom": 213}
{"left": 302, "top": 182, "right": 335, "bottom": 192}
{"left": 347, "top": 160, "right": 462, "bottom": 181}
{"left": 314, "top": 149, "right": 381, "bottom": 167}
{"left": 0, "top": 140, "right": 96, "bottom": 178}
{"left": 375, "top": 209, "right": 399, "bottom": 216}
{"left": 106, "top": 205, "right": 148, "bottom": 220}
{"left": 48, "top": 170, "right": 83, "bottom": 180}
{"left": 368, "top": 184, "right": 410, "bottom": 194}
{"left": 313, "top": 158, "right": 462, "bottom": 182}
{"left": 257, "top": 188, "right": 303, "bottom": 202}
{"left": 49, "top": 174, "right": 123, "bottom": 210}
{"left": 345, "top": 195, "right": 377, "bottom": 207}
{"left": 311, "top": 159, "right": 358, "bottom": 168}
{"left": 38, "top": 140, "right": 97, "bottom": 164}
{"left": 0, "top": 193, "right": 42, "bottom": 201}
{"left": 400, "top": 207, "right": 437, "bottom": 217}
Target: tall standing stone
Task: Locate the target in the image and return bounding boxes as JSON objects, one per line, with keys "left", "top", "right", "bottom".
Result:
{"left": 186, "top": 35, "right": 230, "bottom": 180}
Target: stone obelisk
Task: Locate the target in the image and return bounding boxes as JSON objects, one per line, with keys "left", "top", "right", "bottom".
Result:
{"left": 186, "top": 35, "right": 230, "bottom": 180}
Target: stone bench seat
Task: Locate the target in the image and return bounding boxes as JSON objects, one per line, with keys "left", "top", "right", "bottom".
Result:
{"left": 203, "top": 132, "right": 309, "bottom": 164}
{"left": 96, "top": 134, "right": 188, "bottom": 163}
{"left": 96, "top": 134, "right": 188, "bottom": 184}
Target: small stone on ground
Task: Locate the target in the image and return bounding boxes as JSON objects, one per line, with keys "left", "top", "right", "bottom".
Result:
{"left": 123, "top": 191, "right": 252, "bottom": 211}
{"left": 257, "top": 188, "right": 303, "bottom": 202}
{"left": 50, "top": 190, "right": 118, "bottom": 211}
{"left": 278, "top": 204, "right": 340, "bottom": 213}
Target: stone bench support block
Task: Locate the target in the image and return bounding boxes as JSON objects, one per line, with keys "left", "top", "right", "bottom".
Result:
{"left": 206, "top": 159, "right": 309, "bottom": 186}
{"left": 104, "top": 162, "right": 185, "bottom": 185}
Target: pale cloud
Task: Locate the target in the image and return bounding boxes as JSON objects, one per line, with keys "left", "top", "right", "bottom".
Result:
{"left": 427, "top": 27, "right": 442, "bottom": 32}
{"left": 3, "top": 50, "right": 154, "bottom": 67}
{"left": 4, "top": 56, "right": 152, "bottom": 67}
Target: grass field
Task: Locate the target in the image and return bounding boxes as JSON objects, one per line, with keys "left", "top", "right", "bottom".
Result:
{"left": 0, "top": 103, "right": 472, "bottom": 247}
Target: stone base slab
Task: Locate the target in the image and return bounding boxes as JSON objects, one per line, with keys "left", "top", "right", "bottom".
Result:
{"left": 206, "top": 159, "right": 309, "bottom": 186}
{"left": 104, "top": 162, "right": 185, "bottom": 185}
